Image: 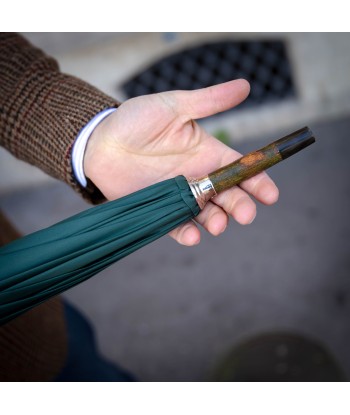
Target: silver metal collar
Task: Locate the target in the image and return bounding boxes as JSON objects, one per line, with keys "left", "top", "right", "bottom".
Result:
{"left": 187, "top": 176, "right": 217, "bottom": 210}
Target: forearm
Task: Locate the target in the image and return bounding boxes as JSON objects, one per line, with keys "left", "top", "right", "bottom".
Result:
{"left": 0, "top": 33, "right": 119, "bottom": 203}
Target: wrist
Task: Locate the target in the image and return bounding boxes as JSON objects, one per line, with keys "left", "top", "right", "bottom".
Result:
{"left": 72, "top": 108, "right": 117, "bottom": 188}
{"left": 83, "top": 118, "right": 108, "bottom": 182}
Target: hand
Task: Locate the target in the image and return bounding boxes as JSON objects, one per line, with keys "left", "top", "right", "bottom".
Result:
{"left": 84, "top": 79, "right": 279, "bottom": 246}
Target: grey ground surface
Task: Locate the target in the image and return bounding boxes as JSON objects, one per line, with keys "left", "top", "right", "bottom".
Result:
{"left": 1, "top": 116, "right": 349, "bottom": 381}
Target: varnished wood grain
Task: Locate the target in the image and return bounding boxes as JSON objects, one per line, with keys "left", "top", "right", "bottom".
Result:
{"left": 209, "top": 144, "right": 282, "bottom": 194}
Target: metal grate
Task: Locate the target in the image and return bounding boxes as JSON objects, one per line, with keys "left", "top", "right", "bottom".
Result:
{"left": 121, "top": 40, "right": 296, "bottom": 110}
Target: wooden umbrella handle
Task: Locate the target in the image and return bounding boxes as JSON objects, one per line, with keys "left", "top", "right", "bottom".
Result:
{"left": 209, "top": 126, "right": 315, "bottom": 194}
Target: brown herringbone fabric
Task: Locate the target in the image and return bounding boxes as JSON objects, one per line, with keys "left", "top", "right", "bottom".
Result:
{"left": 0, "top": 295, "right": 68, "bottom": 381}
{"left": 0, "top": 211, "right": 68, "bottom": 381}
{"left": 0, "top": 32, "right": 120, "bottom": 203}
{"left": 0, "top": 33, "right": 120, "bottom": 380}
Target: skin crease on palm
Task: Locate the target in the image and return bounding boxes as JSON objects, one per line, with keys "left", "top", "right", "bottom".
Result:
{"left": 84, "top": 79, "right": 279, "bottom": 246}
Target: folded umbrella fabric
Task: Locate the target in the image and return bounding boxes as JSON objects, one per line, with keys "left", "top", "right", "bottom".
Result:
{"left": 0, "top": 176, "right": 199, "bottom": 324}
{"left": 0, "top": 127, "right": 315, "bottom": 325}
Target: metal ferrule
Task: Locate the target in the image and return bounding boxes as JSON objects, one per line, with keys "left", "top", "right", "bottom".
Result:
{"left": 187, "top": 176, "right": 217, "bottom": 210}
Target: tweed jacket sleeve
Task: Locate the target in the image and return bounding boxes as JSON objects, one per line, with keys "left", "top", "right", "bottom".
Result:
{"left": 0, "top": 33, "right": 120, "bottom": 203}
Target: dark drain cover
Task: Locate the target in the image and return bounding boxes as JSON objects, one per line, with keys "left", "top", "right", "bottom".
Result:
{"left": 121, "top": 39, "right": 296, "bottom": 110}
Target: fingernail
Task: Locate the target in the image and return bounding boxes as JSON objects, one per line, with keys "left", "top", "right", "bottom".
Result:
{"left": 211, "top": 213, "right": 227, "bottom": 235}
{"left": 183, "top": 226, "right": 200, "bottom": 246}
{"left": 248, "top": 212, "right": 256, "bottom": 224}
{"left": 259, "top": 182, "right": 279, "bottom": 205}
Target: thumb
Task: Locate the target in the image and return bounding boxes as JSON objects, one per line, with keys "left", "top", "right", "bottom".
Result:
{"left": 175, "top": 78, "right": 250, "bottom": 120}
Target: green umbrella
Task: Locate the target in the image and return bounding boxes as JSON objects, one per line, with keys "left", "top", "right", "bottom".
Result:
{"left": 0, "top": 127, "right": 315, "bottom": 324}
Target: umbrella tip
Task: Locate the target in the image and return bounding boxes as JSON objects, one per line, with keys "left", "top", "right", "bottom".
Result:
{"left": 275, "top": 126, "right": 316, "bottom": 160}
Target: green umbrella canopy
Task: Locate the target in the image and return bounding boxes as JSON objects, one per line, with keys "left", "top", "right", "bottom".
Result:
{"left": 0, "top": 128, "right": 315, "bottom": 325}
{"left": 0, "top": 176, "right": 198, "bottom": 324}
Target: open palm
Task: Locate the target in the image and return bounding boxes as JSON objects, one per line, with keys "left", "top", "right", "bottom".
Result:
{"left": 84, "top": 80, "right": 279, "bottom": 246}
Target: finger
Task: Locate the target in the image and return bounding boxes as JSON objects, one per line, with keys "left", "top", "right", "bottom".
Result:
{"left": 168, "top": 221, "right": 201, "bottom": 246}
{"left": 239, "top": 171, "right": 279, "bottom": 205}
{"left": 194, "top": 201, "right": 229, "bottom": 236}
{"left": 213, "top": 186, "right": 257, "bottom": 225}
{"left": 176, "top": 79, "right": 250, "bottom": 120}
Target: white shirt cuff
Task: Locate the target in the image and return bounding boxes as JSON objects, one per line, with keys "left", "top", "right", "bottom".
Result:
{"left": 71, "top": 108, "right": 117, "bottom": 187}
